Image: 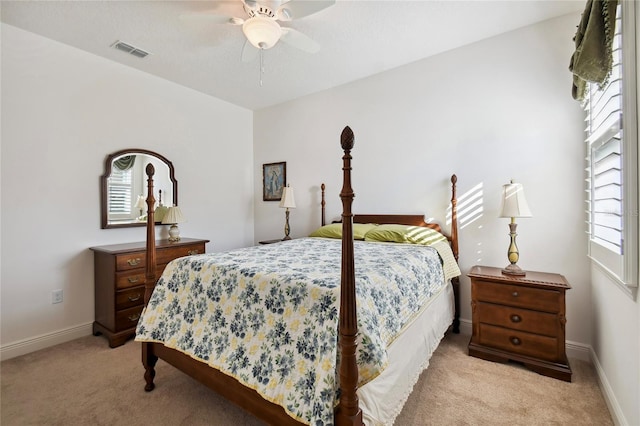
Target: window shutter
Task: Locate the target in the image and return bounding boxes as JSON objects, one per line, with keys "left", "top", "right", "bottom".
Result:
{"left": 585, "top": 8, "right": 623, "bottom": 255}
{"left": 108, "top": 168, "right": 133, "bottom": 215}
{"left": 584, "top": 0, "right": 638, "bottom": 295}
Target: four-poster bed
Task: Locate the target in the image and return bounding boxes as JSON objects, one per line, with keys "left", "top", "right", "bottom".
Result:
{"left": 136, "top": 126, "right": 460, "bottom": 425}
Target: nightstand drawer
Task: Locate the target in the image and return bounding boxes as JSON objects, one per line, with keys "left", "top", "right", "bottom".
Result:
{"left": 477, "top": 302, "right": 558, "bottom": 337}
{"left": 475, "top": 281, "right": 560, "bottom": 313}
{"left": 116, "top": 252, "right": 146, "bottom": 271}
{"left": 116, "top": 286, "right": 145, "bottom": 310}
{"left": 115, "top": 305, "right": 144, "bottom": 331}
{"left": 478, "top": 324, "right": 559, "bottom": 362}
{"left": 116, "top": 270, "right": 146, "bottom": 290}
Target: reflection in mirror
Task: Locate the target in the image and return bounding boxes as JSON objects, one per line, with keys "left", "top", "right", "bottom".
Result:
{"left": 100, "top": 149, "right": 177, "bottom": 229}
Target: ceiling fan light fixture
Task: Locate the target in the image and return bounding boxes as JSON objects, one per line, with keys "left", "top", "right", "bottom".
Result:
{"left": 242, "top": 16, "right": 281, "bottom": 50}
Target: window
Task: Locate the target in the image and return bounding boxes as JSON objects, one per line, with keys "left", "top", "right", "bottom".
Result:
{"left": 585, "top": 2, "right": 638, "bottom": 296}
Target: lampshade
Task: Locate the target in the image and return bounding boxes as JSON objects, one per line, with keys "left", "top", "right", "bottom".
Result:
{"left": 135, "top": 195, "right": 146, "bottom": 210}
{"left": 279, "top": 185, "right": 296, "bottom": 209}
{"left": 242, "top": 15, "right": 282, "bottom": 49}
{"left": 162, "top": 206, "right": 186, "bottom": 225}
{"left": 499, "top": 180, "right": 532, "bottom": 218}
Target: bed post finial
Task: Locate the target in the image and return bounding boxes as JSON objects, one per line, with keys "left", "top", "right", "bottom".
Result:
{"left": 336, "top": 126, "right": 363, "bottom": 426}
{"left": 341, "top": 126, "right": 354, "bottom": 150}
{"left": 145, "top": 164, "right": 157, "bottom": 306}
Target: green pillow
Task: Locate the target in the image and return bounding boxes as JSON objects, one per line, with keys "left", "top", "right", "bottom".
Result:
{"left": 309, "top": 223, "right": 378, "bottom": 240}
{"left": 364, "top": 224, "right": 447, "bottom": 245}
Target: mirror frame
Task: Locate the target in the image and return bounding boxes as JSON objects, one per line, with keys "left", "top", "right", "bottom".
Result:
{"left": 100, "top": 149, "right": 178, "bottom": 229}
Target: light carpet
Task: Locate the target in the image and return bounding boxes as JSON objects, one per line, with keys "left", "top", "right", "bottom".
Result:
{"left": 1, "top": 332, "right": 612, "bottom": 425}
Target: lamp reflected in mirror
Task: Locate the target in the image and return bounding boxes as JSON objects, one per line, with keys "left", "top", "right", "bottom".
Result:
{"left": 134, "top": 195, "right": 145, "bottom": 217}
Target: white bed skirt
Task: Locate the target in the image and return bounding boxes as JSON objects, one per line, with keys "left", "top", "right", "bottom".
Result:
{"left": 357, "top": 283, "right": 454, "bottom": 426}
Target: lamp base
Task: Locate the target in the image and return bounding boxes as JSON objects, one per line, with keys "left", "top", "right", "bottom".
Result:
{"left": 282, "top": 209, "right": 291, "bottom": 241}
{"left": 168, "top": 224, "right": 181, "bottom": 242}
{"left": 502, "top": 263, "right": 526, "bottom": 276}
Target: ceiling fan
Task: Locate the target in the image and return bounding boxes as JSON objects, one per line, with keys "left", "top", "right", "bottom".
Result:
{"left": 181, "top": 0, "right": 335, "bottom": 62}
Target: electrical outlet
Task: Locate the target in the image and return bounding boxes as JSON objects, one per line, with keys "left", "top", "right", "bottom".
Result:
{"left": 52, "top": 289, "right": 63, "bottom": 304}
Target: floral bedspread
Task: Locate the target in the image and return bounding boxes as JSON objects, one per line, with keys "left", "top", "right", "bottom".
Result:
{"left": 135, "top": 237, "right": 451, "bottom": 425}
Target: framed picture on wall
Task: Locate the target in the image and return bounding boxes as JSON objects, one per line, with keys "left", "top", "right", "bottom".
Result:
{"left": 263, "top": 162, "right": 286, "bottom": 201}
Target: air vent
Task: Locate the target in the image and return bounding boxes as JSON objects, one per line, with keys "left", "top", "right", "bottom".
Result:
{"left": 111, "top": 40, "right": 150, "bottom": 59}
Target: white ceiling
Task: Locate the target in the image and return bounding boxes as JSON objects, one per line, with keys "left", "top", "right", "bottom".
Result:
{"left": 1, "top": 0, "right": 584, "bottom": 110}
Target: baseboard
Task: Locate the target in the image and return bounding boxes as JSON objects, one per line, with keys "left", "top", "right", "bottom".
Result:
{"left": 566, "top": 339, "right": 591, "bottom": 362}
{"left": 0, "top": 322, "right": 93, "bottom": 361}
{"left": 590, "top": 348, "right": 628, "bottom": 426}
{"left": 458, "top": 318, "right": 472, "bottom": 335}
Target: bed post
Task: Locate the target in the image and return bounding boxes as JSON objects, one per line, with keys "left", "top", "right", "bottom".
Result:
{"left": 142, "top": 163, "right": 158, "bottom": 391}
{"left": 335, "top": 126, "right": 364, "bottom": 426}
{"left": 450, "top": 174, "right": 460, "bottom": 334}
{"left": 321, "top": 183, "right": 326, "bottom": 227}
{"left": 144, "top": 163, "right": 157, "bottom": 305}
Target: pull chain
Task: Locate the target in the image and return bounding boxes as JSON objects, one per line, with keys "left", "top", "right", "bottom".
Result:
{"left": 259, "top": 48, "right": 264, "bottom": 87}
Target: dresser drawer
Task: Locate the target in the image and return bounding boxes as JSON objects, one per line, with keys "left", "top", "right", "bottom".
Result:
{"left": 157, "top": 243, "right": 204, "bottom": 265}
{"left": 115, "top": 251, "right": 146, "bottom": 271}
{"left": 475, "top": 281, "right": 560, "bottom": 313}
{"left": 477, "top": 302, "right": 559, "bottom": 337}
{"left": 478, "top": 323, "right": 560, "bottom": 362}
{"left": 115, "top": 305, "right": 144, "bottom": 331}
{"left": 116, "top": 286, "right": 145, "bottom": 310}
{"left": 116, "top": 270, "right": 146, "bottom": 290}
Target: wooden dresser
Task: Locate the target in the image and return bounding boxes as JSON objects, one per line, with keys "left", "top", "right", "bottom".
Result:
{"left": 90, "top": 238, "right": 209, "bottom": 347}
{"left": 468, "top": 265, "right": 572, "bottom": 381}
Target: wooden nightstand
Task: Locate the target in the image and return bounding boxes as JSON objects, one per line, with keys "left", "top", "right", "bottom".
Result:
{"left": 468, "top": 265, "right": 572, "bottom": 382}
{"left": 90, "top": 238, "right": 209, "bottom": 347}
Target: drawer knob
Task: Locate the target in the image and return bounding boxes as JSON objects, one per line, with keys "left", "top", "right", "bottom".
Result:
{"left": 128, "top": 294, "right": 141, "bottom": 302}
{"left": 128, "top": 277, "right": 139, "bottom": 283}
{"left": 512, "top": 291, "right": 519, "bottom": 297}
{"left": 510, "top": 336, "right": 521, "bottom": 346}
{"left": 187, "top": 250, "right": 200, "bottom": 255}
{"left": 128, "top": 313, "right": 141, "bottom": 322}
{"left": 127, "top": 258, "right": 141, "bottom": 266}
{"left": 510, "top": 314, "right": 522, "bottom": 323}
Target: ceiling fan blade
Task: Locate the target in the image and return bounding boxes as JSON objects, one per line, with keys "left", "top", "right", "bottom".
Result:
{"left": 241, "top": 39, "right": 259, "bottom": 62}
{"left": 276, "top": 0, "right": 335, "bottom": 21}
{"left": 179, "top": 12, "right": 244, "bottom": 25}
{"left": 204, "top": 1, "right": 248, "bottom": 18}
{"left": 243, "top": 0, "right": 258, "bottom": 10}
{"left": 279, "top": 27, "right": 320, "bottom": 53}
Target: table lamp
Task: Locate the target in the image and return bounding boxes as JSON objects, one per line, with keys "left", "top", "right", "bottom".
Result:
{"left": 279, "top": 184, "right": 296, "bottom": 240}
{"left": 162, "top": 206, "right": 186, "bottom": 242}
{"left": 499, "top": 179, "right": 532, "bottom": 276}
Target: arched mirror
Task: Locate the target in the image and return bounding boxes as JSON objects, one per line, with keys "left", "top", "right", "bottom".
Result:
{"left": 100, "top": 149, "right": 178, "bottom": 229}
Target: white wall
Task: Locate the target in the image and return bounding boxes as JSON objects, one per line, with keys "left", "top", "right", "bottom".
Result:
{"left": 255, "top": 12, "right": 640, "bottom": 425}
{"left": 0, "top": 24, "right": 255, "bottom": 357}
{"left": 254, "top": 13, "right": 591, "bottom": 346}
